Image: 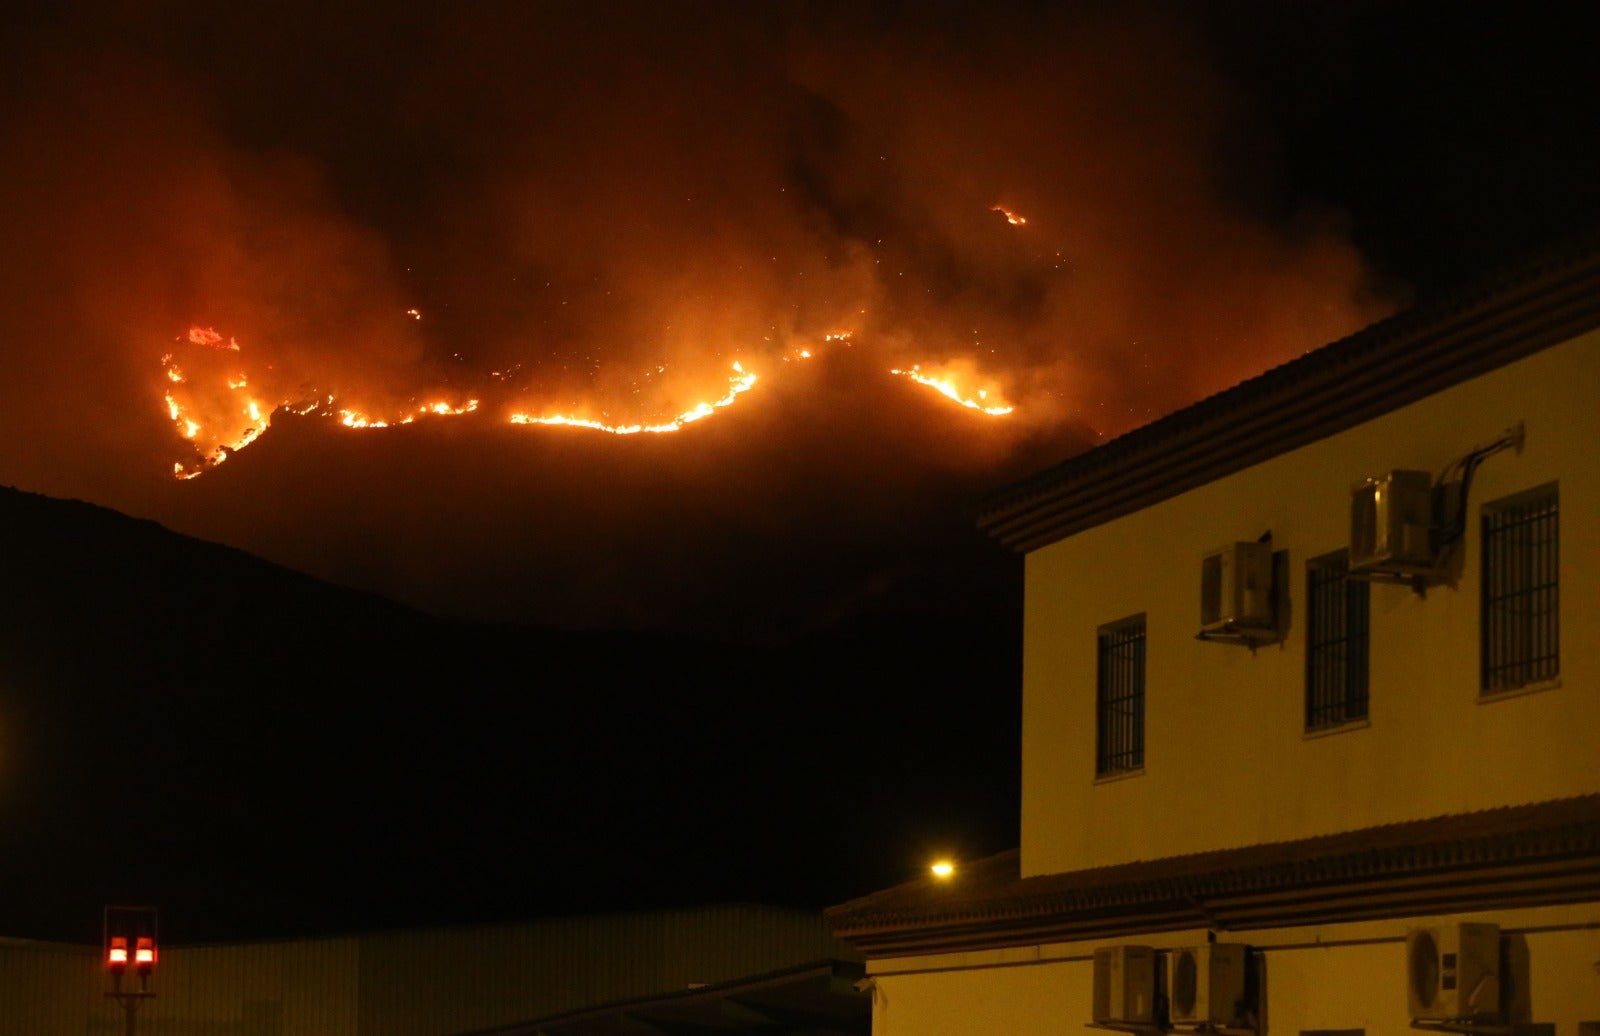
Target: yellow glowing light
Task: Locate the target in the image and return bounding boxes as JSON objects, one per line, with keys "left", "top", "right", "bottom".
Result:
{"left": 992, "top": 206, "right": 1028, "bottom": 226}
{"left": 930, "top": 860, "right": 956, "bottom": 879}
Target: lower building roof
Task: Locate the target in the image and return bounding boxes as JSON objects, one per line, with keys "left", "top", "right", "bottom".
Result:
{"left": 826, "top": 795, "right": 1600, "bottom": 958}
{"left": 450, "top": 958, "right": 869, "bottom": 1036}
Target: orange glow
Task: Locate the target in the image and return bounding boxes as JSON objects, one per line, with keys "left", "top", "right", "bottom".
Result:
{"left": 889, "top": 365, "right": 1014, "bottom": 415}
{"left": 135, "top": 937, "right": 156, "bottom": 968}
{"left": 339, "top": 410, "right": 390, "bottom": 429}
{"left": 991, "top": 206, "right": 1028, "bottom": 226}
{"left": 161, "top": 325, "right": 1013, "bottom": 477}
{"left": 511, "top": 362, "right": 757, "bottom": 434}
{"left": 107, "top": 938, "right": 128, "bottom": 968}
{"left": 188, "top": 326, "right": 240, "bottom": 350}
{"left": 930, "top": 859, "right": 956, "bottom": 879}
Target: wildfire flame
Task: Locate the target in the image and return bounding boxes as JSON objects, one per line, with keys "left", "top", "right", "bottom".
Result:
{"left": 511, "top": 362, "right": 757, "bottom": 434}
{"left": 992, "top": 206, "right": 1028, "bottom": 226}
{"left": 161, "top": 323, "right": 1011, "bottom": 478}
{"left": 889, "top": 365, "right": 1015, "bottom": 415}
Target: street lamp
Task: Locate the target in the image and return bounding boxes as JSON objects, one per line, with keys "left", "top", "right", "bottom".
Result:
{"left": 104, "top": 906, "right": 158, "bottom": 1036}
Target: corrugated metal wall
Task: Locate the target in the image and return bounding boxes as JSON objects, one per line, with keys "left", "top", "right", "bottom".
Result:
{"left": 136, "top": 935, "right": 361, "bottom": 1036}
{"left": 0, "top": 937, "right": 101, "bottom": 1035}
{"left": 354, "top": 903, "right": 859, "bottom": 1036}
{"left": 0, "top": 904, "right": 856, "bottom": 1036}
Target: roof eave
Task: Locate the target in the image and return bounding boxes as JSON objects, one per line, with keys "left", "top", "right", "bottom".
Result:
{"left": 979, "top": 239, "right": 1600, "bottom": 553}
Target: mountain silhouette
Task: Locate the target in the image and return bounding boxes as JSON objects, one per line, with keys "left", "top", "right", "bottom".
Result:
{"left": 0, "top": 485, "right": 1020, "bottom": 942}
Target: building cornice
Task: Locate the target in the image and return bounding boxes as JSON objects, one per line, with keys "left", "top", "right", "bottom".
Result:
{"left": 978, "top": 236, "right": 1600, "bottom": 553}
{"left": 826, "top": 796, "right": 1600, "bottom": 958}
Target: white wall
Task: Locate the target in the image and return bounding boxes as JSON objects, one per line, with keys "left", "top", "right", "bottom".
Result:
{"left": 1021, "top": 328, "right": 1600, "bottom": 877}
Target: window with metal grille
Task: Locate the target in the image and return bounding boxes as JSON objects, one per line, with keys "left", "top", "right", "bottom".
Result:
{"left": 1096, "top": 614, "right": 1145, "bottom": 776}
{"left": 1481, "top": 484, "right": 1559, "bottom": 693}
{"left": 1305, "top": 550, "right": 1369, "bottom": 730}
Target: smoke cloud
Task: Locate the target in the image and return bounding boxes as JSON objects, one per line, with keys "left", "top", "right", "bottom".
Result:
{"left": 0, "top": 1, "right": 1390, "bottom": 633}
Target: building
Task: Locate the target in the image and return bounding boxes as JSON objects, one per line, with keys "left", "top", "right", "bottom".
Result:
{"left": 0, "top": 903, "right": 867, "bottom": 1035}
{"left": 827, "top": 240, "right": 1600, "bottom": 1035}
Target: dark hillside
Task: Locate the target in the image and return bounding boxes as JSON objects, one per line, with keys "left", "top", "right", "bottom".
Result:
{"left": 0, "top": 486, "right": 1019, "bottom": 942}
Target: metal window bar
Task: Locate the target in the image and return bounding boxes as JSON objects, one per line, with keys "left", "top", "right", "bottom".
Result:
{"left": 1305, "top": 553, "right": 1369, "bottom": 730}
{"left": 1096, "top": 619, "right": 1145, "bottom": 775}
{"left": 1482, "top": 490, "right": 1559, "bottom": 692}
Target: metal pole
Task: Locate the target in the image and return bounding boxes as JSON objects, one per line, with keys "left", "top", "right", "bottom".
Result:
{"left": 106, "top": 992, "right": 151, "bottom": 1036}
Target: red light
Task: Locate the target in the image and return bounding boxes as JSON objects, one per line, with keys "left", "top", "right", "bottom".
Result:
{"left": 107, "top": 936, "right": 128, "bottom": 970}
{"left": 135, "top": 937, "right": 156, "bottom": 970}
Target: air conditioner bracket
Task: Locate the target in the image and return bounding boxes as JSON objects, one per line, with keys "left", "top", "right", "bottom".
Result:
{"left": 1411, "top": 1021, "right": 1552, "bottom": 1036}
{"left": 1089, "top": 1026, "right": 1257, "bottom": 1036}
{"left": 1194, "top": 625, "right": 1282, "bottom": 649}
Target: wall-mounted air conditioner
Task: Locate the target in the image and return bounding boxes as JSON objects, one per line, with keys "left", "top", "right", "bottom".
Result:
{"left": 1167, "top": 943, "right": 1248, "bottom": 1027}
{"left": 1093, "top": 944, "right": 1157, "bottom": 1025}
{"left": 1350, "top": 470, "right": 1436, "bottom": 577}
{"left": 1199, "top": 541, "right": 1275, "bottom": 640}
{"left": 1407, "top": 922, "right": 1501, "bottom": 1021}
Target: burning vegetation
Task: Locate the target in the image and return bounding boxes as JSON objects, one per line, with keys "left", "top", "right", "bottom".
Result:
{"left": 162, "top": 322, "right": 1017, "bottom": 478}
{"left": 0, "top": 2, "right": 1395, "bottom": 512}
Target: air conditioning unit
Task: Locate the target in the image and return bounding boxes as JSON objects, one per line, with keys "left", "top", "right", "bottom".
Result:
{"left": 1407, "top": 922, "right": 1501, "bottom": 1021}
{"left": 1167, "top": 943, "right": 1248, "bottom": 1027}
{"left": 1350, "top": 470, "right": 1436, "bottom": 576}
{"left": 1199, "top": 542, "right": 1275, "bottom": 638}
{"left": 1093, "top": 944, "right": 1157, "bottom": 1025}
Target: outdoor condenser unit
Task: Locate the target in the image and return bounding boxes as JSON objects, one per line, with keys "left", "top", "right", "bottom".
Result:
{"left": 1199, "top": 541, "right": 1275, "bottom": 638}
{"left": 1167, "top": 943, "right": 1248, "bottom": 1027}
{"left": 1406, "top": 922, "right": 1501, "bottom": 1021}
{"left": 1350, "top": 469, "right": 1436, "bottom": 576}
{"left": 1093, "top": 944, "right": 1157, "bottom": 1025}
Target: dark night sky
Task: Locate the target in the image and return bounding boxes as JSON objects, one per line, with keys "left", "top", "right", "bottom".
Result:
{"left": 1, "top": 0, "right": 1598, "bottom": 940}
{"left": 2, "top": 2, "right": 1596, "bottom": 635}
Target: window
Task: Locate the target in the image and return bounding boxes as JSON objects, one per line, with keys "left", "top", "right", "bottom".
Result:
{"left": 1305, "top": 550, "right": 1369, "bottom": 730}
{"left": 1481, "top": 484, "right": 1559, "bottom": 693}
{"left": 1096, "top": 614, "right": 1145, "bottom": 776}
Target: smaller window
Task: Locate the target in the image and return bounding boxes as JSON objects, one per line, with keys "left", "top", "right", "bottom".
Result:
{"left": 1481, "top": 484, "right": 1559, "bottom": 693}
{"left": 1305, "top": 550, "right": 1369, "bottom": 730}
{"left": 1096, "top": 614, "right": 1146, "bottom": 776}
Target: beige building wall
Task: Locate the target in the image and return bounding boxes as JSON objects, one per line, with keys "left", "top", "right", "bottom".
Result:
{"left": 865, "top": 905, "right": 1600, "bottom": 1036}
{"left": 1021, "top": 327, "right": 1600, "bottom": 878}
